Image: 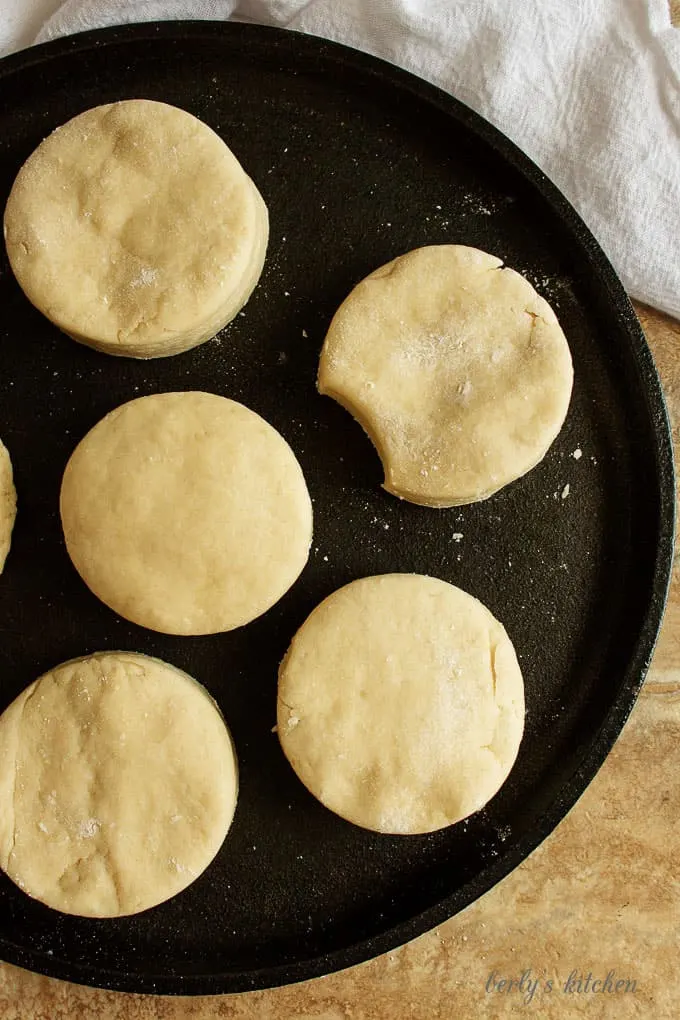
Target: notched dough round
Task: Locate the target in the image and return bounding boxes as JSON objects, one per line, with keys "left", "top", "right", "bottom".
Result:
{"left": 318, "top": 245, "right": 574, "bottom": 506}
{"left": 277, "top": 573, "right": 525, "bottom": 834}
{"left": 3, "top": 100, "right": 269, "bottom": 358}
{"left": 0, "top": 651, "right": 238, "bottom": 917}
{"left": 60, "top": 392, "right": 313, "bottom": 635}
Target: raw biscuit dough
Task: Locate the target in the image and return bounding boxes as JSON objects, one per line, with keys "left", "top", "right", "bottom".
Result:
{"left": 318, "top": 245, "right": 573, "bottom": 506}
{"left": 3, "top": 100, "right": 268, "bottom": 358}
{"left": 278, "top": 573, "right": 524, "bottom": 834}
{"left": 60, "top": 392, "right": 313, "bottom": 635}
{"left": 0, "top": 651, "right": 238, "bottom": 917}
{"left": 0, "top": 439, "right": 16, "bottom": 572}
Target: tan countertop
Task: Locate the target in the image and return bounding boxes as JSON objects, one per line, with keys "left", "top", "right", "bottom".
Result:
{"left": 3, "top": 9, "right": 680, "bottom": 1017}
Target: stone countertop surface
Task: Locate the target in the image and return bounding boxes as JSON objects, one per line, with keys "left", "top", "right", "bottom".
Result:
{"left": 2, "top": 10, "right": 680, "bottom": 1015}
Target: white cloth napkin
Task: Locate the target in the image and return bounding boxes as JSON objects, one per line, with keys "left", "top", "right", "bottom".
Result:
{"left": 2, "top": 0, "right": 679, "bottom": 318}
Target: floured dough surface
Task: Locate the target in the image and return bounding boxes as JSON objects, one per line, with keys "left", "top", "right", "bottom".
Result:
{"left": 60, "top": 392, "right": 313, "bottom": 635}
{"left": 278, "top": 574, "right": 524, "bottom": 834}
{"left": 0, "top": 651, "right": 238, "bottom": 917}
{"left": 0, "top": 439, "right": 16, "bottom": 573}
{"left": 318, "top": 245, "right": 573, "bottom": 506}
{"left": 3, "top": 99, "right": 268, "bottom": 358}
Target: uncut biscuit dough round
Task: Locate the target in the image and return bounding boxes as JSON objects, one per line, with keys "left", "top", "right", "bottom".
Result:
{"left": 0, "top": 651, "right": 238, "bottom": 917}
{"left": 0, "top": 439, "right": 16, "bottom": 573}
{"left": 278, "top": 574, "right": 524, "bottom": 834}
{"left": 60, "top": 392, "right": 313, "bottom": 635}
{"left": 318, "top": 245, "right": 574, "bottom": 507}
{"left": 3, "top": 100, "right": 268, "bottom": 358}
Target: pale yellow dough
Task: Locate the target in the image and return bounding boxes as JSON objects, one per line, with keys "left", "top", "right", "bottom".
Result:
{"left": 60, "top": 392, "right": 313, "bottom": 635}
{"left": 318, "top": 245, "right": 574, "bottom": 506}
{"left": 278, "top": 574, "right": 524, "bottom": 834}
{"left": 0, "top": 652, "right": 238, "bottom": 917}
{"left": 0, "top": 439, "right": 16, "bottom": 573}
{"left": 3, "top": 100, "right": 268, "bottom": 358}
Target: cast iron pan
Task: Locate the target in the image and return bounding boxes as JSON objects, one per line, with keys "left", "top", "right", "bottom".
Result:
{"left": 0, "top": 21, "right": 674, "bottom": 995}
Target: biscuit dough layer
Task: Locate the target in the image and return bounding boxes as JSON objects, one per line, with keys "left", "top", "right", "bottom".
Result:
{"left": 4, "top": 100, "right": 268, "bottom": 358}
{"left": 278, "top": 573, "right": 525, "bottom": 834}
{"left": 60, "top": 392, "right": 313, "bottom": 635}
{"left": 0, "top": 439, "right": 16, "bottom": 573}
{"left": 318, "top": 245, "right": 573, "bottom": 506}
{"left": 0, "top": 652, "right": 238, "bottom": 917}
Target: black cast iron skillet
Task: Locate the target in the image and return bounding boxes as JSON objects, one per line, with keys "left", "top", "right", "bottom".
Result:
{"left": 0, "top": 20, "right": 674, "bottom": 995}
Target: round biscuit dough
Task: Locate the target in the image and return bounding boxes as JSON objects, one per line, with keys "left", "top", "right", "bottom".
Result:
{"left": 0, "top": 651, "right": 238, "bottom": 917}
{"left": 278, "top": 574, "right": 525, "bottom": 834}
{"left": 0, "top": 439, "right": 16, "bottom": 573}
{"left": 318, "top": 245, "right": 574, "bottom": 506}
{"left": 3, "top": 100, "right": 268, "bottom": 358}
{"left": 60, "top": 392, "right": 313, "bottom": 635}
